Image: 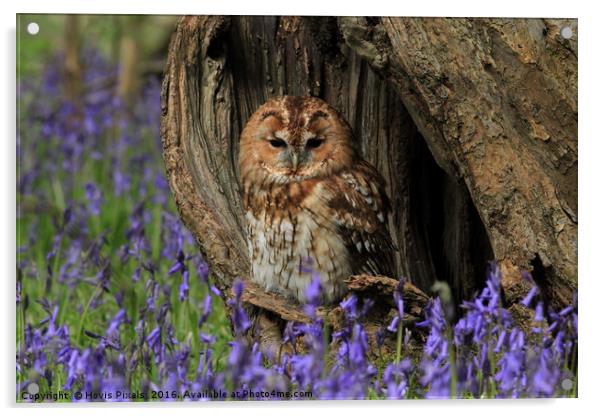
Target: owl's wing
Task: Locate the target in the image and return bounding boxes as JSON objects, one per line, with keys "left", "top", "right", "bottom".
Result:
{"left": 322, "top": 160, "right": 397, "bottom": 278}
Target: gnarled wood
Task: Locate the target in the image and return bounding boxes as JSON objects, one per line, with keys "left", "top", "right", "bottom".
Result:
{"left": 346, "top": 17, "right": 577, "bottom": 307}
{"left": 239, "top": 275, "right": 429, "bottom": 324}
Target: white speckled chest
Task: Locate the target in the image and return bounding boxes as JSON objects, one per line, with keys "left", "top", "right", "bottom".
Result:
{"left": 245, "top": 193, "right": 351, "bottom": 303}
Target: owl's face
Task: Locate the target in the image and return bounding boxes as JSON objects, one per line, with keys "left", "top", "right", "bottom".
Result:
{"left": 239, "top": 96, "right": 357, "bottom": 184}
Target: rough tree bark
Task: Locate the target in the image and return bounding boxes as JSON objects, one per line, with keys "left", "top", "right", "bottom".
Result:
{"left": 160, "top": 16, "right": 577, "bottom": 346}
{"left": 348, "top": 17, "right": 578, "bottom": 308}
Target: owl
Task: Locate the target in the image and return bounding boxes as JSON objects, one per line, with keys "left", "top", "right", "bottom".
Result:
{"left": 239, "top": 96, "right": 395, "bottom": 304}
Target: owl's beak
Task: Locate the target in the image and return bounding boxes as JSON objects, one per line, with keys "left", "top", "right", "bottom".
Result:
{"left": 291, "top": 152, "right": 300, "bottom": 171}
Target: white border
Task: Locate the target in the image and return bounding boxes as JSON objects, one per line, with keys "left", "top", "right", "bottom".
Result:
{"left": 1, "top": 0, "right": 585, "bottom": 17}
{"left": 2, "top": 1, "right": 600, "bottom": 415}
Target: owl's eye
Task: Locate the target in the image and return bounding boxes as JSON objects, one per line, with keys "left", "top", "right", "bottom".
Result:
{"left": 269, "top": 138, "right": 287, "bottom": 148}
{"left": 306, "top": 138, "right": 324, "bottom": 149}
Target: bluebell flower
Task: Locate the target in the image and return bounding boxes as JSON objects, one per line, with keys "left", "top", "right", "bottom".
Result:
{"left": 178, "top": 270, "right": 190, "bottom": 301}
{"left": 84, "top": 182, "right": 103, "bottom": 216}
{"left": 521, "top": 285, "right": 538, "bottom": 307}
{"left": 229, "top": 280, "right": 251, "bottom": 335}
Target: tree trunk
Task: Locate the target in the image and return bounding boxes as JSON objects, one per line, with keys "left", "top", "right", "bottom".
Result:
{"left": 64, "top": 15, "right": 83, "bottom": 106}
{"left": 361, "top": 17, "right": 578, "bottom": 308}
{"left": 160, "top": 16, "right": 577, "bottom": 341}
{"left": 117, "top": 26, "right": 141, "bottom": 108}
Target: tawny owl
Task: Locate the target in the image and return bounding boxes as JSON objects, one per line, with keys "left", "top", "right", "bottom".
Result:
{"left": 239, "top": 96, "right": 395, "bottom": 304}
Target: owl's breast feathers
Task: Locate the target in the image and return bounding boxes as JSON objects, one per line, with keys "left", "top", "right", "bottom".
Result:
{"left": 243, "top": 158, "right": 396, "bottom": 302}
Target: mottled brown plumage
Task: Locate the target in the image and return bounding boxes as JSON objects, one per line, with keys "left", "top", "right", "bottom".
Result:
{"left": 239, "top": 96, "right": 395, "bottom": 303}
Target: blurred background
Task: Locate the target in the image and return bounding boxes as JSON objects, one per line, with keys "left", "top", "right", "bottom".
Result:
{"left": 17, "top": 15, "right": 234, "bottom": 398}
{"left": 18, "top": 14, "right": 177, "bottom": 104}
